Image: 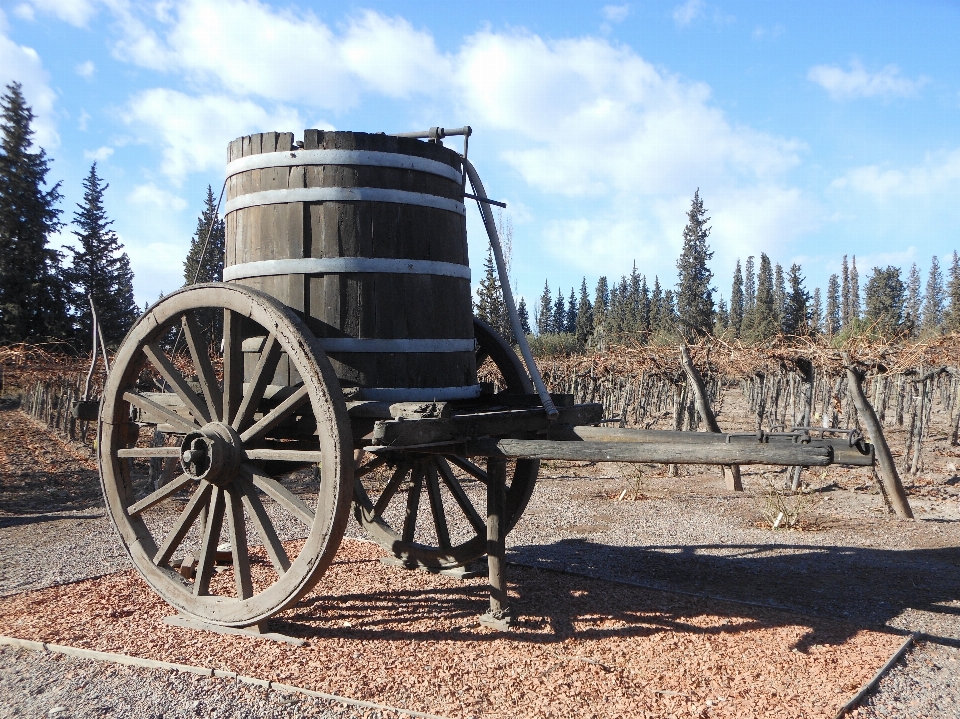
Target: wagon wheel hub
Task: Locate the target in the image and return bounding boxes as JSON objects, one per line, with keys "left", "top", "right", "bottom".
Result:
{"left": 180, "top": 422, "right": 243, "bottom": 487}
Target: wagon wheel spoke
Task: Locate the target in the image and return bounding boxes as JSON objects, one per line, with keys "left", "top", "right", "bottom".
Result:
{"left": 193, "top": 486, "right": 226, "bottom": 596}
{"left": 225, "top": 485, "right": 253, "bottom": 599}
{"left": 243, "top": 448, "right": 323, "bottom": 463}
{"left": 222, "top": 309, "right": 244, "bottom": 425}
{"left": 143, "top": 342, "right": 212, "bottom": 425}
{"left": 373, "top": 464, "right": 410, "bottom": 517}
{"left": 239, "top": 479, "right": 291, "bottom": 574}
{"left": 233, "top": 332, "right": 282, "bottom": 432}
{"left": 128, "top": 473, "right": 195, "bottom": 516}
{"left": 154, "top": 481, "right": 213, "bottom": 566}
{"left": 446, "top": 454, "right": 489, "bottom": 485}
{"left": 240, "top": 464, "right": 315, "bottom": 526}
{"left": 424, "top": 461, "right": 451, "bottom": 550}
{"left": 435, "top": 457, "right": 486, "bottom": 535}
{"left": 182, "top": 313, "right": 223, "bottom": 422}
{"left": 117, "top": 447, "right": 182, "bottom": 458}
{"left": 239, "top": 386, "right": 310, "bottom": 443}
{"left": 401, "top": 467, "right": 424, "bottom": 544}
{"left": 124, "top": 392, "right": 198, "bottom": 434}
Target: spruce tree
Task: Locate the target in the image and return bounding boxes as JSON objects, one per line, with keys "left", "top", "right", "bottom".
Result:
{"left": 551, "top": 291, "right": 566, "bottom": 335}
{"left": 826, "top": 274, "right": 841, "bottom": 336}
{"left": 743, "top": 255, "right": 756, "bottom": 332}
{"left": 650, "top": 277, "right": 663, "bottom": 334}
{"left": 536, "top": 280, "right": 552, "bottom": 335}
{"left": 675, "top": 189, "right": 714, "bottom": 339}
{"left": 574, "top": 278, "right": 592, "bottom": 346}
{"left": 638, "top": 276, "right": 651, "bottom": 337}
{"left": 922, "top": 255, "right": 945, "bottom": 334}
{"left": 746, "top": 253, "right": 777, "bottom": 341}
{"left": 714, "top": 297, "right": 729, "bottom": 334}
{"left": 592, "top": 276, "right": 608, "bottom": 346}
{"left": 565, "top": 288, "right": 577, "bottom": 334}
{"left": 782, "top": 263, "right": 809, "bottom": 335}
{"left": 810, "top": 287, "right": 823, "bottom": 335}
{"left": 850, "top": 255, "right": 861, "bottom": 322}
{"left": 841, "top": 255, "right": 851, "bottom": 328}
{"left": 183, "top": 185, "right": 225, "bottom": 285}
{"left": 905, "top": 263, "right": 922, "bottom": 337}
{"left": 773, "top": 263, "right": 786, "bottom": 331}
{"left": 475, "top": 247, "right": 508, "bottom": 339}
{"left": 0, "top": 82, "right": 68, "bottom": 342}
{"left": 946, "top": 251, "right": 960, "bottom": 333}
{"left": 729, "top": 259, "right": 744, "bottom": 336}
{"left": 658, "top": 289, "right": 677, "bottom": 336}
{"left": 864, "top": 266, "right": 905, "bottom": 335}
{"left": 517, "top": 297, "right": 532, "bottom": 336}
{"left": 64, "top": 163, "right": 137, "bottom": 348}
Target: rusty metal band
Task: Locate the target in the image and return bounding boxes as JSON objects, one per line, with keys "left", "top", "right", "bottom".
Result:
{"left": 357, "top": 385, "right": 481, "bottom": 402}
{"left": 225, "top": 149, "right": 463, "bottom": 184}
{"left": 316, "top": 338, "right": 476, "bottom": 354}
{"left": 223, "top": 257, "right": 471, "bottom": 282}
{"left": 224, "top": 187, "right": 465, "bottom": 216}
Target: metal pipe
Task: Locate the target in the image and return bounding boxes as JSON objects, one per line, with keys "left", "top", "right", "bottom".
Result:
{"left": 391, "top": 126, "right": 473, "bottom": 140}
{"left": 461, "top": 157, "right": 558, "bottom": 420}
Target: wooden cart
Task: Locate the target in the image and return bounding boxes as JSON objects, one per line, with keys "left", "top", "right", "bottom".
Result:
{"left": 97, "top": 130, "right": 875, "bottom": 635}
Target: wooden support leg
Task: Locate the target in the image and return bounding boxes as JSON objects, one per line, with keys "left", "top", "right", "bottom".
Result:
{"left": 479, "top": 456, "right": 511, "bottom": 631}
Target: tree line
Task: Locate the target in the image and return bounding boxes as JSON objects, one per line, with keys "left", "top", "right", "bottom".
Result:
{"left": 503, "top": 189, "right": 960, "bottom": 350}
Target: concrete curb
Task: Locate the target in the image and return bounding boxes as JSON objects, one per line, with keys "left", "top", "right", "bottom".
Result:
{"left": 0, "top": 634, "right": 454, "bottom": 719}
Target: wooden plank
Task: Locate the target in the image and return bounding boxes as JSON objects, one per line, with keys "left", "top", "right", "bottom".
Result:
{"left": 468, "top": 439, "right": 834, "bottom": 466}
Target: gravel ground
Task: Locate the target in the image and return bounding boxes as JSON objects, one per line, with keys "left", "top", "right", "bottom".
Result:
{"left": 2, "top": 406, "right": 960, "bottom": 717}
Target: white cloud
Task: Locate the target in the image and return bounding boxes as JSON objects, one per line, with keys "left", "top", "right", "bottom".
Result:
{"left": 808, "top": 60, "right": 926, "bottom": 100}
{"left": 602, "top": 4, "right": 630, "bottom": 23}
{"left": 0, "top": 29, "right": 58, "bottom": 147}
{"left": 75, "top": 60, "right": 95, "bottom": 78}
{"left": 128, "top": 183, "right": 188, "bottom": 212}
{"left": 13, "top": 5, "right": 35, "bottom": 22}
{"left": 77, "top": 109, "right": 90, "bottom": 131}
{"left": 752, "top": 24, "right": 783, "bottom": 41}
{"left": 673, "top": 0, "right": 705, "bottom": 26}
{"left": 124, "top": 89, "right": 304, "bottom": 181}
{"left": 831, "top": 149, "right": 960, "bottom": 198}
{"left": 83, "top": 146, "right": 113, "bottom": 161}
{"left": 113, "top": 1, "right": 448, "bottom": 109}
{"left": 23, "top": 0, "right": 98, "bottom": 27}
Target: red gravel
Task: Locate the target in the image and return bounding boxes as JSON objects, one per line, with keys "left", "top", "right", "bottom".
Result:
{"left": 0, "top": 539, "right": 903, "bottom": 719}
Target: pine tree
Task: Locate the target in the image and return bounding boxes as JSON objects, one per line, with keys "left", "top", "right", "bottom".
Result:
{"left": 745, "top": 253, "right": 777, "bottom": 341}
{"left": 714, "top": 297, "right": 729, "bottom": 334}
{"left": 810, "top": 287, "right": 823, "bottom": 335}
{"left": 64, "top": 162, "right": 137, "bottom": 348}
{"left": 826, "top": 274, "right": 841, "bottom": 336}
{"left": 536, "top": 280, "right": 552, "bottom": 335}
{"left": 574, "top": 278, "right": 592, "bottom": 346}
{"left": 864, "top": 265, "right": 905, "bottom": 335}
{"left": 658, "top": 289, "right": 677, "bottom": 336}
{"left": 592, "top": 276, "right": 608, "bottom": 347}
{"left": 946, "top": 251, "right": 960, "bottom": 333}
{"left": 850, "top": 255, "right": 861, "bottom": 322}
{"left": 475, "top": 247, "right": 509, "bottom": 339}
{"left": 650, "top": 277, "right": 663, "bottom": 334}
{"left": 841, "top": 255, "right": 851, "bottom": 328}
{"left": 782, "top": 263, "right": 809, "bottom": 336}
{"left": 551, "top": 291, "right": 566, "bottom": 335}
{"left": 638, "top": 276, "right": 651, "bottom": 337}
{"left": 0, "top": 82, "right": 68, "bottom": 342}
{"left": 922, "top": 255, "right": 945, "bottom": 334}
{"left": 729, "top": 259, "right": 744, "bottom": 336}
{"left": 773, "top": 263, "right": 786, "bottom": 331}
{"left": 183, "top": 185, "right": 225, "bottom": 285}
{"left": 565, "top": 288, "right": 577, "bottom": 334}
{"left": 905, "top": 263, "right": 922, "bottom": 337}
{"left": 675, "top": 189, "right": 714, "bottom": 339}
{"left": 517, "top": 297, "right": 532, "bottom": 335}
{"left": 743, "top": 255, "right": 756, "bottom": 332}
{"left": 627, "top": 262, "right": 642, "bottom": 334}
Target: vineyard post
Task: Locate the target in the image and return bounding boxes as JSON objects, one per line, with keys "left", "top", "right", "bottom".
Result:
{"left": 680, "top": 344, "right": 743, "bottom": 491}
{"left": 843, "top": 353, "right": 913, "bottom": 519}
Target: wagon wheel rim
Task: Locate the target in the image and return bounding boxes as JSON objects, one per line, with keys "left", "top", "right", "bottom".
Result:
{"left": 98, "top": 283, "right": 353, "bottom": 627}
{"left": 352, "top": 317, "right": 539, "bottom": 569}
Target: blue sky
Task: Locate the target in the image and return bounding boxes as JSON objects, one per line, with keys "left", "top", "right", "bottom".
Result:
{"left": 2, "top": 0, "right": 958, "bottom": 312}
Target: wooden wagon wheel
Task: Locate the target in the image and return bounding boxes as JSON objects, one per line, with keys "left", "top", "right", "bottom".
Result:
{"left": 352, "top": 317, "right": 540, "bottom": 569}
{"left": 98, "top": 283, "right": 353, "bottom": 628}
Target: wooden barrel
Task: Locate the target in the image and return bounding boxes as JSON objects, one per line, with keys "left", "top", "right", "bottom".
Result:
{"left": 223, "top": 130, "right": 477, "bottom": 401}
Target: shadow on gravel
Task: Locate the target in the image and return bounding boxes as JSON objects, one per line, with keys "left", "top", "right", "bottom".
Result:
{"left": 505, "top": 538, "right": 960, "bottom": 648}
{"left": 0, "top": 513, "right": 103, "bottom": 529}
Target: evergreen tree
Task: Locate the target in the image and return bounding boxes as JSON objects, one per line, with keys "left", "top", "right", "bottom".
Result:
{"left": 592, "top": 276, "right": 609, "bottom": 346}
{"left": 745, "top": 253, "right": 778, "bottom": 341}
{"left": 864, "top": 266, "right": 906, "bottom": 335}
{"left": 565, "top": 287, "right": 577, "bottom": 334}
{"left": 658, "top": 289, "right": 677, "bottom": 336}
{"left": 517, "top": 297, "right": 532, "bottom": 335}
{"left": 905, "top": 262, "right": 922, "bottom": 337}
{"left": 826, "top": 274, "right": 841, "bottom": 336}
{"left": 946, "top": 251, "right": 960, "bottom": 333}
{"left": 551, "top": 291, "right": 566, "bottom": 335}
{"left": 627, "top": 262, "right": 642, "bottom": 334}
{"left": 773, "top": 263, "right": 786, "bottom": 331}
{"left": 922, "top": 255, "right": 945, "bottom": 334}
{"left": 729, "top": 259, "right": 744, "bottom": 336}
{"left": 475, "top": 247, "right": 508, "bottom": 339}
{"left": 782, "top": 263, "right": 809, "bottom": 335}
{"left": 650, "top": 277, "right": 663, "bottom": 334}
{"left": 810, "top": 287, "right": 823, "bottom": 335}
{"left": 64, "top": 162, "right": 137, "bottom": 348}
{"left": 536, "top": 280, "right": 552, "bottom": 335}
{"left": 714, "top": 297, "right": 729, "bottom": 334}
{"left": 0, "top": 82, "right": 68, "bottom": 342}
{"left": 638, "top": 275, "right": 651, "bottom": 336}
{"left": 841, "top": 255, "right": 851, "bottom": 328}
{"left": 574, "top": 278, "right": 593, "bottom": 346}
{"left": 850, "top": 255, "right": 861, "bottom": 322}
{"left": 744, "top": 256, "right": 756, "bottom": 312}
{"left": 675, "top": 189, "right": 714, "bottom": 339}
{"left": 183, "top": 185, "right": 225, "bottom": 285}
